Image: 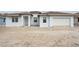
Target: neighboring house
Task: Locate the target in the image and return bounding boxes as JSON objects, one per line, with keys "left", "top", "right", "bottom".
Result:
{"left": 0, "top": 11, "right": 77, "bottom": 27}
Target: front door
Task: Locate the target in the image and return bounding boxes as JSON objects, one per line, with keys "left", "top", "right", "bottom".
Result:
{"left": 24, "top": 16, "right": 28, "bottom": 26}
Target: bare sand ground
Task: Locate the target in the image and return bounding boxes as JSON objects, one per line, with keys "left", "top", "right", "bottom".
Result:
{"left": 0, "top": 26, "right": 79, "bottom": 47}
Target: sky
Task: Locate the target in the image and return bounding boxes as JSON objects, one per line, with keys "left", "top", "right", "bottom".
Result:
{"left": 0, "top": 0, "right": 79, "bottom": 11}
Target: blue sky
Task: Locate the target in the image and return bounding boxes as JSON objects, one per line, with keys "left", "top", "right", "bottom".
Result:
{"left": 0, "top": 0, "right": 79, "bottom": 11}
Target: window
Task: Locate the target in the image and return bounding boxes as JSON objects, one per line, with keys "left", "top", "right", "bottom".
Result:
{"left": 12, "top": 18, "right": 14, "bottom": 22}
{"left": 3, "top": 18, "right": 6, "bottom": 22}
{"left": 43, "top": 17, "right": 46, "bottom": 23}
{"left": 15, "top": 18, "right": 18, "bottom": 22}
{"left": 34, "top": 19, "right": 37, "bottom": 22}
{"left": 12, "top": 17, "right": 18, "bottom": 22}
{"left": 34, "top": 17, "right": 37, "bottom": 22}
{"left": 43, "top": 19, "right": 46, "bottom": 23}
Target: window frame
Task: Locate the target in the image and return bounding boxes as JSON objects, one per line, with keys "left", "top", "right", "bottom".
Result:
{"left": 12, "top": 18, "right": 15, "bottom": 22}
{"left": 43, "top": 17, "right": 47, "bottom": 23}
{"left": 34, "top": 17, "right": 37, "bottom": 23}
{"left": 15, "top": 17, "right": 18, "bottom": 22}
{"left": 12, "top": 17, "right": 18, "bottom": 23}
{"left": 3, "top": 18, "right": 6, "bottom": 22}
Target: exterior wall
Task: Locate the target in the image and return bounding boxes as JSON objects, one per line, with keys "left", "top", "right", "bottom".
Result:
{"left": 30, "top": 17, "right": 39, "bottom": 26}
{"left": 30, "top": 14, "right": 39, "bottom": 26}
{"left": 40, "top": 16, "right": 49, "bottom": 27}
{"left": 6, "top": 15, "right": 31, "bottom": 27}
{"left": 6, "top": 16, "right": 24, "bottom": 26}
{"left": 49, "top": 16, "right": 53, "bottom": 27}
{"left": 4, "top": 15, "right": 74, "bottom": 27}
{"left": 21, "top": 15, "right": 31, "bottom": 26}
{"left": 32, "top": 14, "right": 38, "bottom": 17}
{"left": 40, "top": 16, "right": 74, "bottom": 27}
{"left": 70, "top": 16, "right": 74, "bottom": 27}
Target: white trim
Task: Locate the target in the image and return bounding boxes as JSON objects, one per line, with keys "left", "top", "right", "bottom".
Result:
{"left": 70, "top": 16, "right": 74, "bottom": 27}
{"left": 28, "top": 16, "right": 31, "bottom": 26}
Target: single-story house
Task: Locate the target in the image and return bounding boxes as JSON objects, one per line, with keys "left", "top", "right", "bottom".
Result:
{"left": 0, "top": 11, "right": 79, "bottom": 27}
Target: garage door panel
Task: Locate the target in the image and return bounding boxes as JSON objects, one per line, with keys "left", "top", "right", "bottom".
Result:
{"left": 53, "top": 18, "right": 70, "bottom": 26}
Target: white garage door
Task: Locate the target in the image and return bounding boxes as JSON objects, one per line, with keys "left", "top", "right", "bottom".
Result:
{"left": 53, "top": 18, "right": 70, "bottom": 26}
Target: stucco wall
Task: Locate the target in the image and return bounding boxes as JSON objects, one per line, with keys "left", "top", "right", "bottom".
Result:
{"left": 70, "top": 16, "right": 74, "bottom": 27}
{"left": 6, "top": 16, "right": 24, "bottom": 26}
{"left": 5, "top": 15, "right": 74, "bottom": 27}
{"left": 30, "top": 14, "right": 40, "bottom": 26}
{"left": 30, "top": 17, "right": 39, "bottom": 26}
{"left": 40, "top": 16, "right": 74, "bottom": 27}
{"left": 40, "top": 16, "right": 49, "bottom": 27}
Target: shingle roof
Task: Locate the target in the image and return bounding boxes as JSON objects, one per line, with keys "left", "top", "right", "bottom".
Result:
{"left": 0, "top": 11, "right": 75, "bottom": 16}
{"left": 30, "top": 11, "right": 41, "bottom": 14}
{"left": 39, "top": 11, "right": 74, "bottom": 16}
{"left": 0, "top": 12, "right": 30, "bottom": 16}
{"left": 44, "top": 11, "right": 69, "bottom": 14}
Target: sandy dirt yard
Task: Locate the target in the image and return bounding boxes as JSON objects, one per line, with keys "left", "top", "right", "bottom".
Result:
{"left": 0, "top": 26, "right": 79, "bottom": 47}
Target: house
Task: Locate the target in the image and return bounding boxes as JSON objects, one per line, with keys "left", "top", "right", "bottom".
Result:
{"left": 0, "top": 11, "right": 76, "bottom": 27}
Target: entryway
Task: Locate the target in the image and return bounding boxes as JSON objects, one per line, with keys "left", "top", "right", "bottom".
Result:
{"left": 23, "top": 16, "right": 28, "bottom": 26}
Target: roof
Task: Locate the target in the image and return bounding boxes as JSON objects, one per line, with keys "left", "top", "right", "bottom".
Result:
{"left": 39, "top": 11, "right": 74, "bottom": 16}
{"left": 0, "top": 12, "right": 30, "bottom": 17}
{"left": 44, "top": 11, "right": 69, "bottom": 14}
{"left": 73, "top": 12, "right": 79, "bottom": 16}
{"left": 19, "top": 12, "right": 31, "bottom": 15}
{"left": 0, "top": 11, "right": 75, "bottom": 16}
{"left": 30, "top": 11, "right": 41, "bottom": 14}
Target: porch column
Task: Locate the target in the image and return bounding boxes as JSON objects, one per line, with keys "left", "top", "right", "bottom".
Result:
{"left": 28, "top": 16, "right": 31, "bottom": 27}
{"left": 21, "top": 15, "right": 24, "bottom": 26}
